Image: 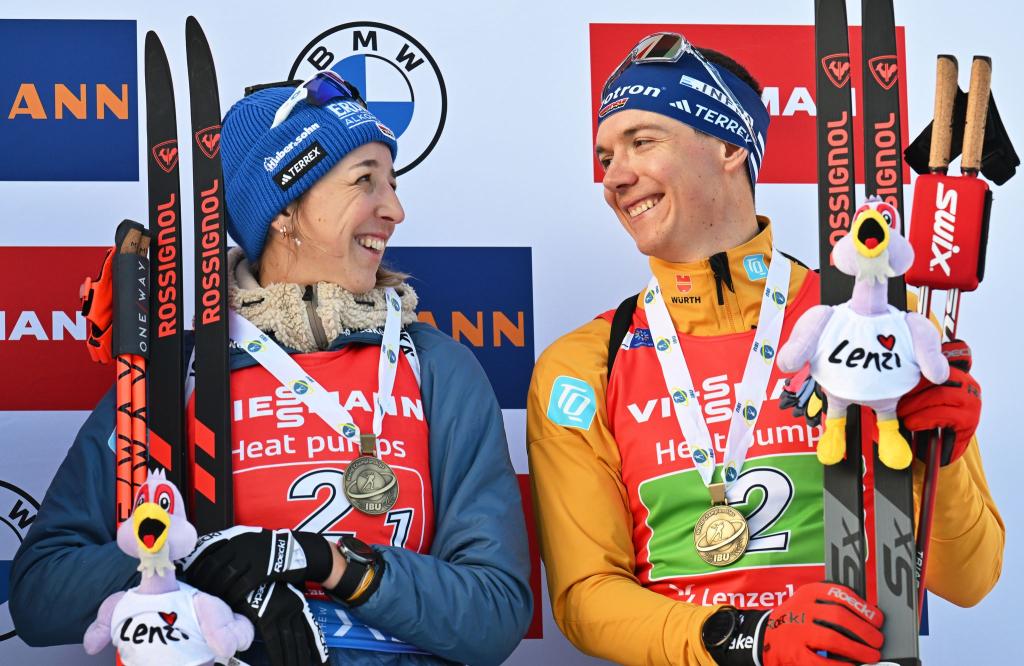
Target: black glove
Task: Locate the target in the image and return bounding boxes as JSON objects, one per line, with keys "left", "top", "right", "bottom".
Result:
{"left": 182, "top": 526, "right": 335, "bottom": 605}
{"left": 243, "top": 581, "right": 329, "bottom": 665}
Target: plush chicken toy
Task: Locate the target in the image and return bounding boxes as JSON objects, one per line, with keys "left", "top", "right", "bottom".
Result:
{"left": 777, "top": 197, "right": 950, "bottom": 469}
{"left": 84, "top": 470, "right": 254, "bottom": 665}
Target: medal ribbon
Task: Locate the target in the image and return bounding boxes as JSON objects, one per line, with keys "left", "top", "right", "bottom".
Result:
{"left": 643, "top": 252, "right": 790, "bottom": 489}
{"left": 227, "top": 287, "right": 403, "bottom": 449}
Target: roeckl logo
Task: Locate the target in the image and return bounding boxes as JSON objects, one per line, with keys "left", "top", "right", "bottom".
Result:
{"left": 821, "top": 53, "right": 851, "bottom": 88}
{"left": 827, "top": 585, "right": 877, "bottom": 621}
{"left": 152, "top": 139, "right": 178, "bottom": 173}
{"left": 868, "top": 55, "right": 899, "bottom": 90}
{"left": 194, "top": 125, "right": 220, "bottom": 159}
{"left": 930, "top": 181, "right": 960, "bottom": 276}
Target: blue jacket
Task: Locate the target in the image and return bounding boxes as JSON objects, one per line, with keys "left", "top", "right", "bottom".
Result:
{"left": 11, "top": 323, "right": 532, "bottom": 665}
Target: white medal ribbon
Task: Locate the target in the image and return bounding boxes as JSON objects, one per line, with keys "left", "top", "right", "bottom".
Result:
{"left": 227, "top": 287, "right": 404, "bottom": 448}
{"left": 643, "top": 252, "right": 790, "bottom": 489}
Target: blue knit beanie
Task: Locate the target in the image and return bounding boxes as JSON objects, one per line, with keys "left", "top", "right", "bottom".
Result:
{"left": 221, "top": 86, "right": 398, "bottom": 262}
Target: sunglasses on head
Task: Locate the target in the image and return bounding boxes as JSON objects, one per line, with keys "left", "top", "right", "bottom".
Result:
{"left": 245, "top": 70, "right": 367, "bottom": 129}
{"left": 602, "top": 32, "right": 759, "bottom": 161}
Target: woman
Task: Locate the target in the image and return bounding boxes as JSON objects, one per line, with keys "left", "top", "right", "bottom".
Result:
{"left": 11, "top": 73, "right": 532, "bottom": 665}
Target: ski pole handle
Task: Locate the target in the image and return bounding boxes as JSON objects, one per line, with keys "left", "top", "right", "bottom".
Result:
{"left": 928, "top": 55, "right": 959, "bottom": 173}
{"left": 961, "top": 56, "right": 992, "bottom": 174}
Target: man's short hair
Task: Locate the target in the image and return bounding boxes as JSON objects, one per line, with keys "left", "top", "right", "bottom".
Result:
{"left": 696, "top": 46, "right": 763, "bottom": 96}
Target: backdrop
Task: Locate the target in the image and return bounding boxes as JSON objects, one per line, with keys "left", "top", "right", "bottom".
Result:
{"left": 1, "top": 1, "right": 1019, "bottom": 664}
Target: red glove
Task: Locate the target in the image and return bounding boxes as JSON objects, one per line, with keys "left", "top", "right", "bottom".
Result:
{"left": 899, "top": 340, "right": 981, "bottom": 466}
{"left": 79, "top": 247, "right": 115, "bottom": 365}
{"left": 762, "top": 582, "right": 884, "bottom": 665}
{"left": 704, "top": 582, "right": 883, "bottom": 665}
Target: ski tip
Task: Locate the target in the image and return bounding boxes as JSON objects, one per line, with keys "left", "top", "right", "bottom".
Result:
{"left": 185, "top": 15, "right": 200, "bottom": 30}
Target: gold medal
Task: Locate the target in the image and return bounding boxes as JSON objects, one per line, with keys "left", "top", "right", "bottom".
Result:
{"left": 344, "top": 434, "right": 399, "bottom": 515}
{"left": 693, "top": 483, "right": 749, "bottom": 567}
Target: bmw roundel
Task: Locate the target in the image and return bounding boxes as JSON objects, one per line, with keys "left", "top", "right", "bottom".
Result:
{"left": 290, "top": 22, "right": 447, "bottom": 175}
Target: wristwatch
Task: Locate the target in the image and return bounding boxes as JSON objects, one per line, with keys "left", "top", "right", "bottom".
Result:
{"left": 701, "top": 607, "right": 739, "bottom": 649}
{"left": 328, "top": 536, "right": 383, "bottom": 605}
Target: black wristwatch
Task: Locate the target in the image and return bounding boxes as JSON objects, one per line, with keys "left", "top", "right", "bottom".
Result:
{"left": 327, "top": 536, "right": 383, "bottom": 605}
{"left": 701, "top": 608, "right": 739, "bottom": 649}
{"left": 704, "top": 608, "right": 767, "bottom": 666}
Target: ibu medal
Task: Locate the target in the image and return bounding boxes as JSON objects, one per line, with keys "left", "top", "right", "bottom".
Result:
{"left": 345, "top": 434, "right": 399, "bottom": 515}
{"left": 642, "top": 259, "right": 789, "bottom": 570}
{"left": 693, "top": 483, "right": 748, "bottom": 567}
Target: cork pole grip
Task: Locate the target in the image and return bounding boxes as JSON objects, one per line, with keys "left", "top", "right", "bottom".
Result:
{"left": 929, "top": 55, "right": 959, "bottom": 172}
{"left": 961, "top": 56, "right": 992, "bottom": 173}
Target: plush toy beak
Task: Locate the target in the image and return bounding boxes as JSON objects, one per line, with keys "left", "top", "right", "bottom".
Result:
{"left": 133, "top": 502, "right": 171, "bottom": 554}
{"left": 852, "top": 208, "right": 891, "bottom": 258}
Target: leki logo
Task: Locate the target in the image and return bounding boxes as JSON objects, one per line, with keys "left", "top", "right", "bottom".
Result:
{"left": 151, "top": 139, "right": 179, "bottom": 173}
{"left": 821, "top": 53, "right": 851, "bottom": 88}
{"left": 194, "top": 125, "right": 221, "bottom": 158}
{"left": 868, "top": 55, "right": 899, "bottom": 90}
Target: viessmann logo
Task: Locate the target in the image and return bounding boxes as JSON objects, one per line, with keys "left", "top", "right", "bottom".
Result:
{"left": 0, "top": 19, "right": 138, "bottom": 181}
{"left": 288, "top": 22, "right": 446, "bottom": 175}
{"left": 0, "top": 247, "right": 112, "bottom": 410}
{"left": 588, "top": 23, "right": 909, "bottom": 185}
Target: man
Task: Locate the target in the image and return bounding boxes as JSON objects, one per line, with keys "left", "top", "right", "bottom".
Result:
{"left": 527, "top": 33, "right": 1003, "bottom": 665}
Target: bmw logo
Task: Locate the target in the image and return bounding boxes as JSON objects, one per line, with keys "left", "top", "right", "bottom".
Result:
{"left": 247, "top": 341, "right": 263, "bottom": 353}
{"left": 342, "top": 423, "right": 357, "bottom": 439}
{"left": 290, "top": 22, "right": 447, "bottom": 175}
{"left": 292, "top": 380, "right": 310, "bottom": 395}
{"left": 1, "top": 481, "right": 39, "bottom": 641}
{"left": 725, "top": 466, "right": 738, "bottom": 483}
{"left": 692, "top": 449, "right": 707, "bottom": 464}
{"left": 656, "top": 338, "right": 671, "bottom": 352}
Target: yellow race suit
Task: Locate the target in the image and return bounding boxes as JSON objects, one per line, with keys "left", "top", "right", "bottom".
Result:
{"left": 527, "top": 220, "right": 1004, "bottom": 665}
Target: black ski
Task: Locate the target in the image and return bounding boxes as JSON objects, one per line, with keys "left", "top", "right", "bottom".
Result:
{"left": 861, "top": 1, "right": 920, "bottom": 661}
{"left": 144, "top": 31, "right": 186, "bottom": 491}
{"left": 186, "top": 16, "right": 233, "bottom": 533}
{"left": 815, "top": 0, "right": 867, "bottom": 613}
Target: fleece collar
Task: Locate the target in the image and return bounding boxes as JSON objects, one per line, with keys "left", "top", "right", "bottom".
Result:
{"left": 226, "top": 247, "right": 419, "bottom": 353}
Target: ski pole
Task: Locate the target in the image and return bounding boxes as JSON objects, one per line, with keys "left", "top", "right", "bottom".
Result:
{"left": 905, "top": 55, "right": 993, "bottom": 617}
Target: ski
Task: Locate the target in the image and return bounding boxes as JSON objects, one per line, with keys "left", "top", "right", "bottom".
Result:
{"left": 815, "top": 0, "right": 867, "bottom": 614}
{"left": 861, "top": 1, "right": 920, "bottom": 661}
{"left": 144, "top": 31, "right": 186, "bottom": 491}
{"left": 186, "top": 16, "right": 233, "bottom": 534}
